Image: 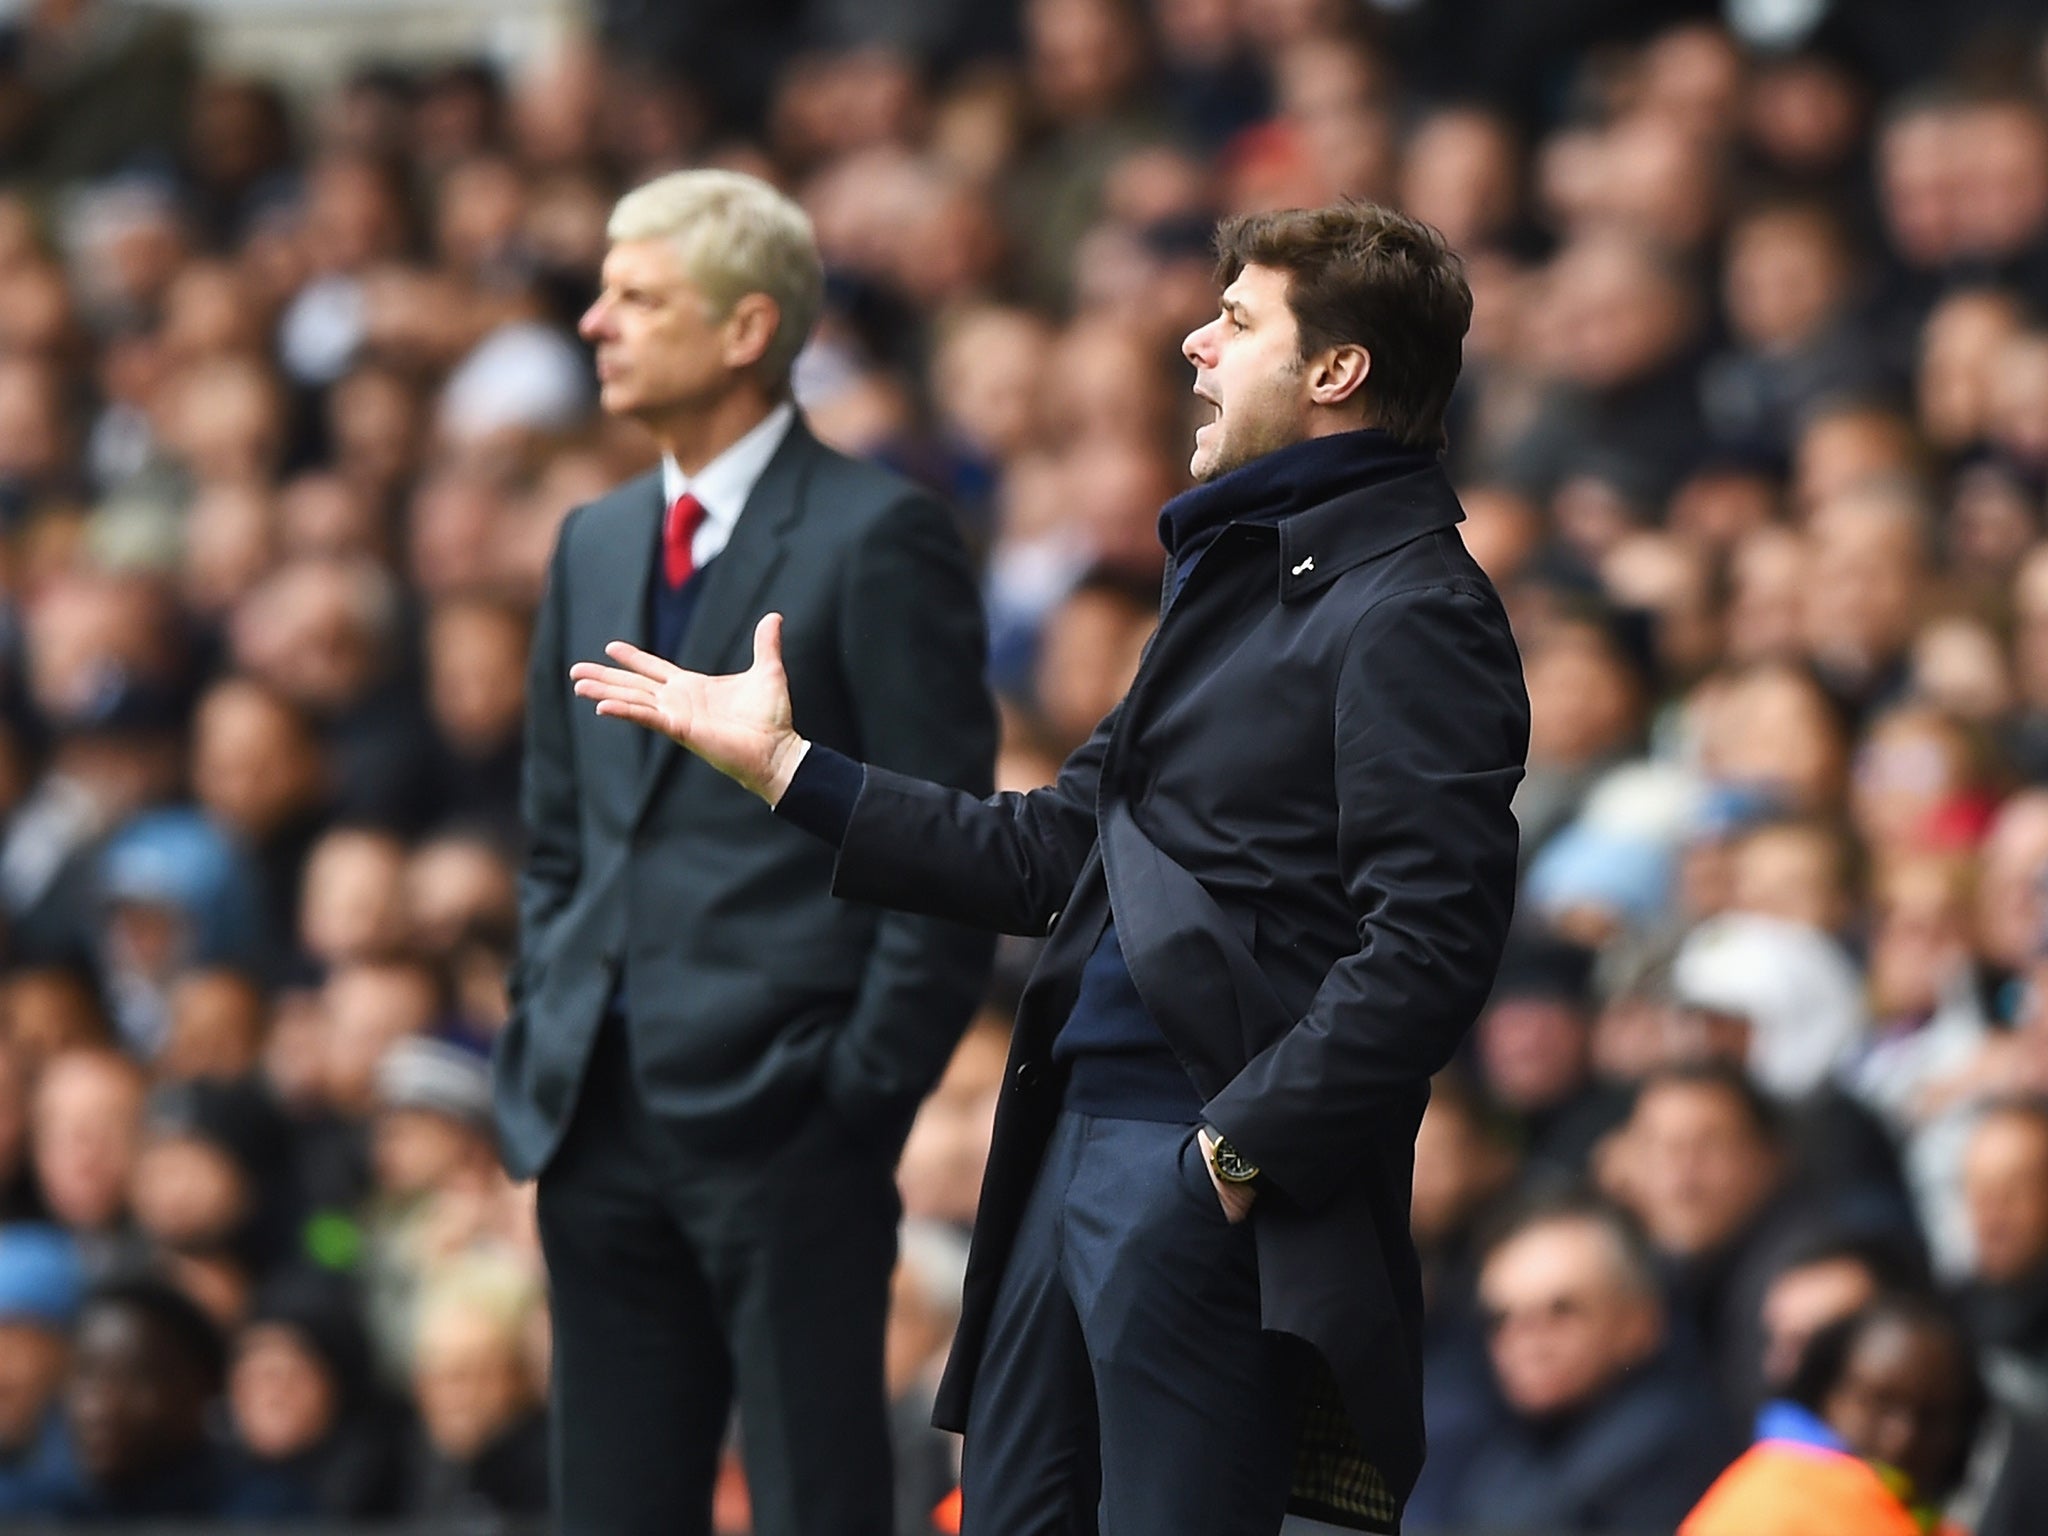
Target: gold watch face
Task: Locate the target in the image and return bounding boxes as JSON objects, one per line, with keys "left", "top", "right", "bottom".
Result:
{"left": 1211, "top": 1138, "right": 1260, "bottom": 1183}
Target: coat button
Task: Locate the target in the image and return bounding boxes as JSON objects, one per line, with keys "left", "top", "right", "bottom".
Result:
{"left": 1013, "top": 1061, "right": 1041, "bottom": 1091}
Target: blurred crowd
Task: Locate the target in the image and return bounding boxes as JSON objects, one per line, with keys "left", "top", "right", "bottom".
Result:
{"left": 5, "top": 0, "right": 2048, "bottom": 1531}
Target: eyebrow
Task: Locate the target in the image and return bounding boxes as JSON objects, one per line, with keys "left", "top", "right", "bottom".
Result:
{"left": 1222, "top": 297, "right": 1250, "bottom": 324}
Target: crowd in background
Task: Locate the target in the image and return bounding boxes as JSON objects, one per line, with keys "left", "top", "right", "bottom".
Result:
{"left": 5, "top": 0, "right": 2048, "bottom": 1530}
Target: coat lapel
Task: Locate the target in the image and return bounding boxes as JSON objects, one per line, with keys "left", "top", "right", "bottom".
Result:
{"left": 629, "top": 423, "right": 819, "bottom": 826}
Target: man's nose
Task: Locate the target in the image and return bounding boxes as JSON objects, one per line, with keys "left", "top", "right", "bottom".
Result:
{"left": 1183, "top": 319, "right": 1215, "bottom": 366}
{"left": 578, "top": 299, "right": 608, "bottom": 341}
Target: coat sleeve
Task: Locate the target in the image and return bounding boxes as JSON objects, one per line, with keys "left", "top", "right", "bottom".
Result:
{"left": 819, "top": 493, "right": 1002, "bottom": 1135}
{"left": 829, "top": 709, "right": 1112, "bottom": 938}
{"left": 1201, "top": 582, "right": 1528, "bottom": 1209}
{"left": 512, "top": 508, "right": 585, "bottom": 1007}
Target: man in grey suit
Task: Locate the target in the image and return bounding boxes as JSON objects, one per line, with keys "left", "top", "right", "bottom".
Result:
{"left": 493, "top": 169, "right": 997, "bottom": 1536}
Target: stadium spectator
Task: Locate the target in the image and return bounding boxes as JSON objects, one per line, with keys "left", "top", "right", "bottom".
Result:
{"left": 62, "top": 1277, "right": 311, "bottom": 1519}
{"left": 401, "top": 1256, "right": 548, "bottom": 1519}
{"left": 10, "top": 6, "right": 2048, "bottom": 1529}
{"left": 30, "top": 1049, "right": 148, "bottom": 1273}
{"left": 1471, "top": 932, "right": 1617, "bottom": 1174}
{"left": 1954, "top": 1099, "right": 2048, "bottom": 1412}
{"left": 0, "top": 1225, "right": 82, "bottom": 1514}
{"left": 1601, "top": 1064, "right": 1812, "bottom": 1410}
{"left": 1683, "top": 1295, "right": 1984, "bottom": 1536}
{"left": 1411, "top": 1196, "right": 1740, "bottom": 1533}
{"left": 227, "top": 1271, "right": 408, "bottom": 1518}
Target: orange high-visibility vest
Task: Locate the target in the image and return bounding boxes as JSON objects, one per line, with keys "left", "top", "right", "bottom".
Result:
{"left": 1682, "top": 1442, "right": 1958, "bottom": 1536}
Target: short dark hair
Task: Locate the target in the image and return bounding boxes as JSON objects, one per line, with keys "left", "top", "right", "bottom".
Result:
{"left": 1785, "top": 1292, "right": 1986, "bottom": 1487}
{"left": 1213, "top": 201, "right": 1472, "bottom": 451}
{"left": 1635, "top": 1060, "right": 1785, "bottom": 1147}
{"left": 1476, "top": 1186, "right": 1661, "bottom": 1300}
{"left": 1769, "top": 1227, "right": 1932, "bottom": 1298}
{"left": 82, "top": 1276, "right": 229, "bottom": 1395}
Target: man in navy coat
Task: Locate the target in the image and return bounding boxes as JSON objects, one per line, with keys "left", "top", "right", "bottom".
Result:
{"left": 572, "top": 202, "right": 1530, "bottom": 1534}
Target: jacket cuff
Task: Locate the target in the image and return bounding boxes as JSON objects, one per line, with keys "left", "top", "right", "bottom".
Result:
{"left": 772, "top": 743, "right": 866, "bottom": 846}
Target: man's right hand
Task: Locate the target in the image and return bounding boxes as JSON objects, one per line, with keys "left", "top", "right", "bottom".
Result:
{"left": 569, "top": 612, "right": 811, "bottom": 803}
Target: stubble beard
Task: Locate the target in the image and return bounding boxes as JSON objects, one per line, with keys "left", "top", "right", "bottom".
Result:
{"left": 1192, "top": 361, "right": 1307, "bottom": 483}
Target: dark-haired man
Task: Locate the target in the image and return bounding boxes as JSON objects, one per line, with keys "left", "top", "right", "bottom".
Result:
{"left": 572, "top": 202, "right": 1530, "bottom": 1533}
{"left": 63, "top": 1279, "right": 310, "bottom": 1519}
{"left": 1607, "top": 1063, "right": 1814, "bottom": 1412}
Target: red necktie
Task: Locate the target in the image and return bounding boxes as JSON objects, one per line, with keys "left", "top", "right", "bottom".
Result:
{"left": 664, "top": 492, "right": 708, "bottom": 588}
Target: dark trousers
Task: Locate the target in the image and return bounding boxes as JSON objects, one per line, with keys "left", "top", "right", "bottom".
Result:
{"left": 959, "top": 1111, "right": 1304, "bottom": 1536}
{"left": 536, "top": 1018, "right": 901, "bottom": 1536}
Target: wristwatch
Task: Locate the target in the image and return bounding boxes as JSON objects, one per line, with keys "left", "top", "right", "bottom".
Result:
{"left": 1206, "top": 1129, "right": 1261, "bottom": 1185}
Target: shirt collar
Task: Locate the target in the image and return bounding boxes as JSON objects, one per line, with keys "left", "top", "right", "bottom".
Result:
{"left": 660, "top": 400, "right": 796, "bottom": 530}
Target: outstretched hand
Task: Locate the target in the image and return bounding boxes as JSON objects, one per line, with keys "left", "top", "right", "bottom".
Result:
{"left": 569, "top": 613, "right": 809, "bottom": 802}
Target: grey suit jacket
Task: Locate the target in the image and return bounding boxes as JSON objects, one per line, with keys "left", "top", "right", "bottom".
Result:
{"left": 494, "top": 418, "right": 998, "bottom": 1178}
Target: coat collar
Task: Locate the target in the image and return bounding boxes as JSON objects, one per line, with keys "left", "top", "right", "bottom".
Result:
{"left": 1273, "top": 460, "right": 1465, "bottom": 603}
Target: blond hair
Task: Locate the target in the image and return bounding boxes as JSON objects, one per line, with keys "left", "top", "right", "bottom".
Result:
{"left": 607, "top": 169, "right": 824, "bottom": 384}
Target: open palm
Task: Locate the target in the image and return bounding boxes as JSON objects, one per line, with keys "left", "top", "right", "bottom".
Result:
{"left": 570, "top": 613, "right": 806, "bottom": 801}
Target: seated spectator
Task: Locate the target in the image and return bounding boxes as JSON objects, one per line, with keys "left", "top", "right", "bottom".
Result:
{"left": 422, "top": 597, "right": 530, "bottom": 839}
{"left": 362, "top": 1036, "right": 499, "bottom": 1376}
{"left": 1602, "top": 1063, "right": 1815, "bottom": 1410}
{"left": 293, "top": 957, "right": 443, "bottom": 1218}
{"left": 1412, "top": 1195, "right": 1741, "bottom": 1533}
{"left": 1472, "top": 930, "right": 1625, "bottom": 1173}
{"left": 229, "top": 556, "right": 441, "bottom": 835}
{"left": 1028, "top": 563, "right": 1157, "bottom": 756}
{"left": 0, "top": 1225, "right": 82, "bottom": 1514}
{"left": 1667, "top": 912, "right": 1912, "bottom": 1230}
{"left": 189, "top": 678, "right": 332, "bottom": 980}
{"left": 129, "top": 1078, "right": 298, "bottom": 1288}
{"left": 1516, "top": 614, "right": 1652, "bottom": 864}
{"left": 1726, "top": 817, "right": 1853, "bottom": 935}
{"left": 30, "top": 1048, "right": 149, "bottom": 1275}
{"left": 1756, "top": 1231, "right": 1931, "bottom": 1396}
{"left": 1683, "top": 1295, "right": 1985, "bottom": 1536}
{"left": 1953, "top": 1098, "right": 2048, "bottom": 1413}
{"left": 0, "top": 967, "right": 110, "bottom": 1081}
{"left": 402, "top": 832, "right": 517, "bottom": 960}
{"left": 1850, "top": 854, "right": 1995, "bottom": 1273}
{"left": 1701, "top": 661, "right": 1850, "bottom": 817}
{"left": 95, "top": 810, "right": 262, "bottom": 1058}
{"left": 61, "top": 1277, "right": 311, "bottom": 1520}
{"left": 228, "top": 1270, "right": 408, "bottom": 1518}
{"left": 297, "top": 826, "right": 411, "bottom": 973}
{"left": 1849, "top": 704, "right": 1996, "bottom": 858}
{"left": 1702, "top": 198, "right": 1876, "bottom": 456}
{"left": 156, "top": 970, "right": 269, "bottom": 1087}
{"left": 401, "top": 1256, "right": 548, "bottom": 1519}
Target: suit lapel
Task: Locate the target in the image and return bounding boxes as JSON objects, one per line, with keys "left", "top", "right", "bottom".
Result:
{"left": 579, "top": 471, "right": 664, "bottom": 811}
{"left": 630, "top": 422, "right": 819, "bottom": 826}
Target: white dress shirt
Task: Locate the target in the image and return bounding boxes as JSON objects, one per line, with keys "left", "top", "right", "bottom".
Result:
{"left": 659, "top": 401, "right": 796, "bottom": 570}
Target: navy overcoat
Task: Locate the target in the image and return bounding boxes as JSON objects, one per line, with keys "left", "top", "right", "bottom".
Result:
{"left": 831, "top": 455, "right": 1529, "bottom": 1528}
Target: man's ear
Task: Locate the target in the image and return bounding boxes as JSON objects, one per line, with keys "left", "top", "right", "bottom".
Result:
{"left": 722, "top": 293, "right": 783, "bottom": 372}
{"left": 1308, "top": 344, "right": 1371, "bottom": 409}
